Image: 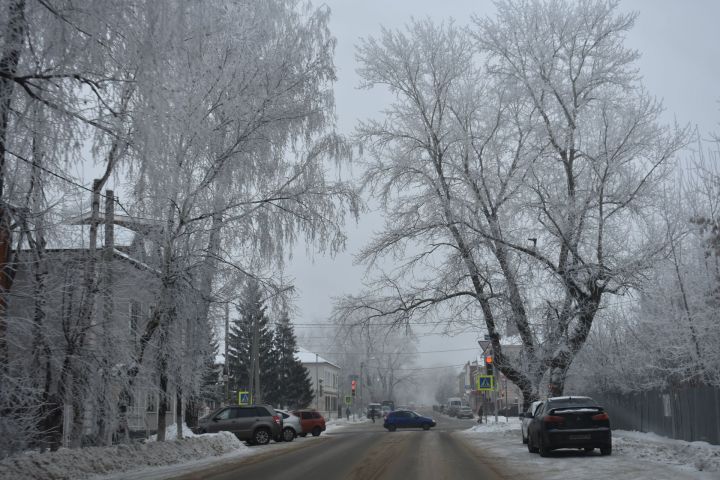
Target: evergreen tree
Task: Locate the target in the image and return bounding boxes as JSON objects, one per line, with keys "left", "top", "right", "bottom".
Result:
{"left": 266, "top": 311, "right": 314, "bottom": 409}
{"left": 227, "top": 280, "right": 275, "bottom": 404}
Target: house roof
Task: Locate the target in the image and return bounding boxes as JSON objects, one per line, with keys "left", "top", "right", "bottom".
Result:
{"left": 296, "top": 346, "right": 339, "bottom": 369}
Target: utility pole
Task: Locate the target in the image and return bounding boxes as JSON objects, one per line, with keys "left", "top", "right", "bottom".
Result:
{"left": 250, "top": 312, "right": 260, "bottom": 404}
{"left": 315, "top": 353, "right": 319, "bottom": 411}
{"left": 360, "top": 361, "right": 364, "bottom": 411}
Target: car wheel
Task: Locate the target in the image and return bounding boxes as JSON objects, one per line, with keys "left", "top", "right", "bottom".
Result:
{"left": 311, "top": 426, "right": 322, "bottom": 437}
{"left": 388, "top": 425, "right": 397, "bottom": 432}
{"left": 527, "top": 434, "right": 539, "bottom": 453}
{"left": 253, "top": 427, "right": 271, "bottom": 445}
{"left": 298, "top": 432, "right": 307, "bottom": 437}
{"left": 538, "top": 436, "right": 551, "bottom": 457}
{"left": 600, "top": 445, "right": 612, "bottom": 456}
{"left": 422, "top": 424, "right": 431, "bottom": 431}
{"left": 282, "top": 427, "right": 295, "bottom": 442}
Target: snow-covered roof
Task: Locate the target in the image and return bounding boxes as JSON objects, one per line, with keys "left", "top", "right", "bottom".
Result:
{"left": 296, "top": 346, "right": 339, "bottom": 369}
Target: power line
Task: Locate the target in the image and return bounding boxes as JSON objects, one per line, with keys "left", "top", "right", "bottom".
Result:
{"left": 8, "top": 149, "right": 140, "bottom": 219}
{"left": 310, "top": 346, "right": 480, "bottom": 355}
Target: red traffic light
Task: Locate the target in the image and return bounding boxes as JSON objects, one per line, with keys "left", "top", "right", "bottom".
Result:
{"left": 484, "top": 355, "right": 493, "bottom": 365}
{"left": 351, "top": 380, "right": 357, "bottom": 391}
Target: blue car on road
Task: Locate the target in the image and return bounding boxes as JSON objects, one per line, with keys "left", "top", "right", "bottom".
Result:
{"left": 384, "top": 410, "right": 436, "bottom": 431}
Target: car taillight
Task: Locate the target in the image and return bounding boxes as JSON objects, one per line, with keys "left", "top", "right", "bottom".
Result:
{"left": 273, "top": 415, "right": 281, "bottom": 425}
{"left": 591, "top": 412, "right": 609, "bottom": 421}
{"left": 543, "top": 415, "right": 565, "bottom": 424}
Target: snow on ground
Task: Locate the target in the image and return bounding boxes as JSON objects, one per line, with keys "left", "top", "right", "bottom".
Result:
{"left": 0, "top": 418, "right": 358, "bottom": 480}
{"left": 458, "top": 418, "right": 720, "bottom": 480}
{"left": 0, "top": 431, "right": 247, "bottom": 480}
{"left": 325, "top": 415, "right": 370, "bottom": 433}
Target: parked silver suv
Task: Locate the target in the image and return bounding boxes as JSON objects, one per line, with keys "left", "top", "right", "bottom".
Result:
{"left": 197, "top": 405, "right": 282, "bottom": 445}
{"left": 275, "top": 409, "right": 302, "bottom": 442}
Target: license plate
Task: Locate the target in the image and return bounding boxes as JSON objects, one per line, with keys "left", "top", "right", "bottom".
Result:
{"left": 569, "top": 434, "right": 591, "bottom": 440}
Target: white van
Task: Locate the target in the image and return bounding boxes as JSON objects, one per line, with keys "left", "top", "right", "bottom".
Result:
{"left": 447, "top": 397, "right": 462, "bottom": 416}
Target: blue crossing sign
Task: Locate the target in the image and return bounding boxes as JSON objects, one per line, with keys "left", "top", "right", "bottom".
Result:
{"left": 238, "top": 391, "right": 251, "bottom": 405}
{"left": 476, "top": 375, "right": 494, "bottom": 391}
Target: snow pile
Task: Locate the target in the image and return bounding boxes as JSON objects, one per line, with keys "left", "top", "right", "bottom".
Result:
{"left": 459, "top": 423, "right": 719, "bottom": 479}
{"left": 0, "top": 431, "right": 245, "bottom": 480}
{"left": 614, "top": 430, "right": 720, "bottom": 473}
{"left": 325, "top": 416, "right": 370, "bottom": 433}
{"left": 147, "top": 422, "right": 199, "bottom": 441}
{"left": 466, "top": 416, "right": 521, "bottom": 433}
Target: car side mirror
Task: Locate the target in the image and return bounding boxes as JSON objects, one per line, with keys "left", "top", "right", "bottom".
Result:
{"left": 212, "top": 417, "right": 219, "bottom": 422}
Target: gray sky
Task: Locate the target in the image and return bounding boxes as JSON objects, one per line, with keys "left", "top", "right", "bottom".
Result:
{"left": 287, "top": 0, "right": 720, "bottom": 366}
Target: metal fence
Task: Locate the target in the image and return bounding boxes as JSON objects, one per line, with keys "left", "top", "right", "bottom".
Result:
{"left": 589, "top": 386, "right": 720, "bottom": 445}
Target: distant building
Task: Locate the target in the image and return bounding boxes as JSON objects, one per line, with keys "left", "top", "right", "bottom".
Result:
{"left": 296, "top": 347, "right": 340, "bottom": 418}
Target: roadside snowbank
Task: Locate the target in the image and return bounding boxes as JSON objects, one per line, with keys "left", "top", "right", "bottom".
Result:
{"left": 325, "top": 415, "right": 370, "bottom": 433}
{"left": 0, "top": 431, "right": 245, "bottom": 480}
{"left": 458, "top": 420, "right": 720, "bottom": 480}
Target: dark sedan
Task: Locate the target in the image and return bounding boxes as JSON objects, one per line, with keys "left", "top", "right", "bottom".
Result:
{"left": 383, "top": 410, "right": 436, "bottom": 431}
{"left": 525, "top": 396, "right": 611, "bottom": 456}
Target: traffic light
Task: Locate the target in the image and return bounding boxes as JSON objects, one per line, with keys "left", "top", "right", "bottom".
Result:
{"left": 351, "top": 380, "right": 357, "bottom": 397}
{"left": 484, "top": 355, "right": 493, "bottom": 375}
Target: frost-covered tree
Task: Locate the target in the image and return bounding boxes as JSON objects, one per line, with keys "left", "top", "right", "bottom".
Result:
{"left": 227, "top": 279, "right": 276, "bottom": 405}
{"left": 337, "top": 1, "right": 685, "bottom": 408}
{"left": 569, "top": 136, "right": 720, "bottom": 392}
{"left": 266, "top": 310, "right": 313, "bottom": 409}
{"left": 123, "top": 0, "right": 356, "bottom": 440}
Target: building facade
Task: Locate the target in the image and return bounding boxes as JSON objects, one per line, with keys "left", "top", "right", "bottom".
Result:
{"left": 296, "top": 347, "right": 340, "bottom": 419}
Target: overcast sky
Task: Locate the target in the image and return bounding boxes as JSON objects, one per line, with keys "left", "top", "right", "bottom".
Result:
{"left": 287, "top": 0, "right": 720, "bottom": 367}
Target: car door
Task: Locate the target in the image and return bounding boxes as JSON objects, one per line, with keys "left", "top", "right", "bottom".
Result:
{"left": 406, "top": 411, "right": 421, "bottom": 428}
{"left": 300, "top": 411, "right": 313, "bottom": 432}
{"left": 234, "top": 407, "right": 259, "bottom": 439}
{"left": 527, "top": 403, "right": 545, "bottom": 443}
{"left": 205, "top": 407, "right": 232, "bottom": 433}
{"left": 398, "top": 411, "right": 413, "bottom": 428}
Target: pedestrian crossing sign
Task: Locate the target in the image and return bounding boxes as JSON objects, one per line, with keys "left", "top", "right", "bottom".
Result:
{"left": 238, "top": 391, "right": 251, "bottom": 405}
{"left": 476, "top": 375, "right": 494, "bottom": 391}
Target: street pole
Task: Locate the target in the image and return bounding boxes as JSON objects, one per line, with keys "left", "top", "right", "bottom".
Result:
{"left": 224, "top": 302, "right": 229, "bottom": 404}
{"left": 360, "top": 362, "right": 364, "bottom": 413}
{"left": 316, "top": 353, "right": 319, "bottom": 412}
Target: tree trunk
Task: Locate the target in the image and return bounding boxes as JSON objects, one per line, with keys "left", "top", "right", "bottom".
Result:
{"left": 175, "top": 387, "right": 183, "bottom": 439}
{"left": 0, "top": 0, "right": 26, "bottom": 372}
{"left": 157, "top": 353, "right": 169, "bottom": 442}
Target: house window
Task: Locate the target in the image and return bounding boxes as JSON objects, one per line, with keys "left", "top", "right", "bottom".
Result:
{"left": 147, "top": 393, "right": 157, "bottom": 412}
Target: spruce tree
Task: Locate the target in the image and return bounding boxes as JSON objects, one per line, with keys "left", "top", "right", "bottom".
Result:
{"left": 267, "top": 311, "right": 314, "bottom": 409}
{"left": 227, "top": 280, "right": 275, "bottom": 404}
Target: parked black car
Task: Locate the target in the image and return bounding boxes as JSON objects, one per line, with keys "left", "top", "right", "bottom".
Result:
{"left": 525, "top": 396, "right": 611, "bottom": 456}
{"left": 196, "top": 404, "right": 282, "bottom": 445}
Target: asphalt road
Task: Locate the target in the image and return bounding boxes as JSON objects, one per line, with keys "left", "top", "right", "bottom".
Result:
{"left": 173, "top": 411, "right": 507, "bottom": 480}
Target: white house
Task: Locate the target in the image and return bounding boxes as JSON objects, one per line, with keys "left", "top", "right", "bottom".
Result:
{"left": 296, "top": 347, "right": 340, "bottom": 419}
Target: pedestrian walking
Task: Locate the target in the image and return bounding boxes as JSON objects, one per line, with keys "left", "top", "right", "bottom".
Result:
{"left": 370, "top": 408, "right": 376, "bottom": 423}
{"left": 346, "top": 406, "right": 351, "bottom": 421}
{"left": 477, "top": 405, "right": 484, "bottom": 424}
